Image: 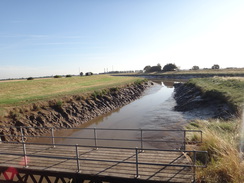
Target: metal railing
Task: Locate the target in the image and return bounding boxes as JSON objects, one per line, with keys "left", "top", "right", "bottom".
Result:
{"left": 0, "top": 126, "right": 207, "bottom": 182}
{"left": 0, "top": 126, "right": 203, "bottom": 151}
{"left": 0, "top": 141, "right": 208, "bottom": 181}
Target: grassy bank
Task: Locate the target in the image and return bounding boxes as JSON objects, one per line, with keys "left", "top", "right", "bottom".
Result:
{"left": 0, "top": 75, "right": 144, "bottom": 115}
{"left": 185, "top": 77, "right": 244, "bottom": 182}
{"left": 138, "top": 68, "right": 244, "bottom": 76}
{"left": 187, "top": 77, "right": 244, "bottom": 114}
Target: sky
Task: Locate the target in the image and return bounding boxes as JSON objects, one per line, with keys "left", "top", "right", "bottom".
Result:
{"left": 0, "top": 0, "right": 244, "bottom": 79}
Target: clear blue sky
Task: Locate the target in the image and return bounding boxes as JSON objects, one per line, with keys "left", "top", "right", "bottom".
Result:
{"left": 0, "top": 0, "right": 244, "bottom": 79}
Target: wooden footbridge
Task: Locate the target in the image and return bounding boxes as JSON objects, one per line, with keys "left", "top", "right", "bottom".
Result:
{"left": 0, "top": 127, "right": 207, "bottom": 183}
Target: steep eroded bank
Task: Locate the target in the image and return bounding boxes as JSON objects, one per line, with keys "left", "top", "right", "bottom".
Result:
{"left": 173, "top": 83, "right": 236, "bottom": 120}
{"left": 0, "top": 81, "right": 153, "bottom": 141}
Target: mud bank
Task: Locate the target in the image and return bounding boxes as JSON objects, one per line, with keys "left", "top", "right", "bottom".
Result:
{"left": 0, "top": 81, "right": 153, "bottom": 141}
{"left": 173, "top": 83, "right": 235, "bottom": 120}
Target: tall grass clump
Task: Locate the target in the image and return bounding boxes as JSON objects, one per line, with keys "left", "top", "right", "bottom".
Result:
{"left": 187, "top": 119, "right": 244, "bottom": 183}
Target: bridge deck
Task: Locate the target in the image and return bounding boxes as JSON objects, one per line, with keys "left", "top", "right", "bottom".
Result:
{"left": 0, "top": 143, "right": 194, "bottom": 183}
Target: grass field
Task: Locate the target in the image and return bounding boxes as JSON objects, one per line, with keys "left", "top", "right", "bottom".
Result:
{"left": 0, "top": 75, "right": 143, "bottom": 110}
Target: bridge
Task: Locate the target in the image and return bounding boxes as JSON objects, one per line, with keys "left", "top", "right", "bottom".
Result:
{"left": 0, "top": 127, "right": 207, "bottom": 183}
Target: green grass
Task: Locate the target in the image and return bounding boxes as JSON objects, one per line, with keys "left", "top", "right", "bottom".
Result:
{"left": 187, "top": 77, "right": 244, "bottom": 113}
{"left": 184, "top": 77, "right": 244, "bottom": 182}
{"left": 0, "top": 75, "right": 144, "bottom": 109}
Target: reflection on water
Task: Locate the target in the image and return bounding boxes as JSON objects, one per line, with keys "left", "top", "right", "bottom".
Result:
{"left": 56, "top": 79, "right": 188, "bottom": 149}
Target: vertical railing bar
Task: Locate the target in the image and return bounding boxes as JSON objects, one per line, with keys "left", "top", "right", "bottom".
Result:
{"left": 94, "top": 128, "right": 98, "bottom": 149}
{"left": 135, "top": 147, "right": 140, "bottom": 178}
{"left": 20, "top": 126, "right": 24, "bottom": 143}
{"left": 22, "top": 142, "right": 28, "bottom": 168}
{"left": 140, "top": 129, "right": 144, "bottom": 152}
{"left": 183, "top": 130, "right": 186, "bottom": 151}
{"left": 20, "top": 127, "right": 28, "bottom": 168}
{"left": 51, "top": 127, "right": 55, "bottom": 148}
{"left": 76, "top": 144, "right": 80, "bottom": 173}
{"left": 193, "top": 150, "right": 196, "bottom": 183}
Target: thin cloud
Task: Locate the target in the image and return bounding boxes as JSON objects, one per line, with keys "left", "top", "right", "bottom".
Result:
{"left": 0, "top": 34, "right": 48, "bottom": 38}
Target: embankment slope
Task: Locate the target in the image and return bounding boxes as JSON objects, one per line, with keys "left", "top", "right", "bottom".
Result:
{"left": 0, "top": 81, "right": 153, "bottom": 140}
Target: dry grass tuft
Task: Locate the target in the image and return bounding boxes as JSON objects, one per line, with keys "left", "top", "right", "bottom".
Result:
{"left": 188, "top": 119, "right": 244, "bottom": 183}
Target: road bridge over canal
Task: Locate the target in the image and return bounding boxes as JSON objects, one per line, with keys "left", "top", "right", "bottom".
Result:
{"left": 0, "top": 127, "right": 207, "bottom": 183}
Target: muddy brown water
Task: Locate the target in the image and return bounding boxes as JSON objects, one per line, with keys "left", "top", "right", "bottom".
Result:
{"left": 37, "top": 79, "right": 189, "bottom": 150}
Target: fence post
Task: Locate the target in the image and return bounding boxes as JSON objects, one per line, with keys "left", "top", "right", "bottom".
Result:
{"left": 94, "top": 128, "right": 98, "bottom": 149}
{"left": 193, "top": 150, "right": 196, "bottom": 182}
{"left": 135, "top": 147, "right": 140, "bottom": 178}
{"left": 20, "top": 126, "right": 24, "bottom": 143}
{"left": 183, "top": 130, "right": 186, "bottom": 151}
{"left": 51, "top": 127, "right": 55, "bottom": 148}
{"left": 22, "top": 142, "right": 28, "bottom": 168}
{"left": 20, "top": 127, "right": 28, "bottom": 168}
{"left": 76, "top": 144, "right": 80, "bottom": 173}
{"left": 140, "top": 129, "right": 144, "bottom": 152}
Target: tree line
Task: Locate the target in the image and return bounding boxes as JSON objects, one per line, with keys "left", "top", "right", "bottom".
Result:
{"left": 143, "top": 63, "right": 220, "bottom": 73}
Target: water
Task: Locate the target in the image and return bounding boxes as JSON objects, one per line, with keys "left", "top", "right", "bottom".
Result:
{"left": 56, "top": 79, "right": 188, "bottom": 149}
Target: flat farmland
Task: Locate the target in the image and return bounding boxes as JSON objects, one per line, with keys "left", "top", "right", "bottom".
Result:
{"left": 0, "top": 75, "right": 143, "bottom": 109}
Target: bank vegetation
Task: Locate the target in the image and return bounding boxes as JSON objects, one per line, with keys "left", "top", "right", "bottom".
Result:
{"left": 0, "top": 75, "right": 146, "bottom": 124}
{"left": 185, "top": 77, "right": 244, "bottom": 183}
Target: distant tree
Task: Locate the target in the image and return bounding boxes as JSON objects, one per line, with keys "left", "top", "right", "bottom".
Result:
{"left": 212, "top": 64, "right": 220, "bottom": 69}
{"left": 54, "top": 75, "right": 62, "bottom": 78}
{"left": 66, "top": 74, "right": 72, "bottom": 78}
{"left": 143, "top": 65, "right": 151, "bottom": 73}
{"left": 143, "top": 64, "right": 162, "bottom": 73}
{"left": 27, "top": 77, "right": 34, "bottom": 80}
{"left": 150, "top": 65, "right": 161, "bottom": 72}
{"left": 192, "top": 66, "right": 199, "bottom": 70}
{"left": 80, "top": 72, "right": 83, "bottom": 76}
{"left": 162, "top": 63, "right": 178, "bottom": 71}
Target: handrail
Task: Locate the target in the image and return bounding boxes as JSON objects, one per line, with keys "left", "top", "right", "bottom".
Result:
{"left": 0, "top": 126, "right": 203, "bottom": 151}
{"left": 0, "top": 142, "right": 208, "bottom": 178}
{"left": 0, "top": 126, "right": 207, "bottom": 181}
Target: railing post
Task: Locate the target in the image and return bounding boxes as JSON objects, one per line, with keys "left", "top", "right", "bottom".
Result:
{"left": 135, "top": 147, "right": 140, "bottom": 178}
{"left": 183, "top": 130, "right": 186, "bottom": 151}
{"left": 22, "top": 142, "right": 28, "bottom": 168}
{"left": 94, "top": 128, "right": 98, "bottom": 149}
{"left": 140, "top": 129, "right": 144, "bottom": 152}
{"left": 20, "top": 126, "right": 24, "bottom": 142}
{"left": 192, "top": 150, "right": 196, "bottom": 182}
{"left": 20, "top": 127, "right": 28, "bottom": 168}
{"left": 51, "top": 127, "right": 55, "bottom": 148}
{"left": 76, "top": 144, "right": 80, "bottom": 173}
